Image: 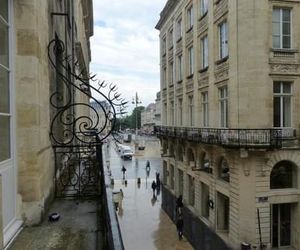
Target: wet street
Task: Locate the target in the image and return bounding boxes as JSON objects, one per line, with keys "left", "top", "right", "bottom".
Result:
{"left": 104, "top": 136, "right": 193, "bottom": 250}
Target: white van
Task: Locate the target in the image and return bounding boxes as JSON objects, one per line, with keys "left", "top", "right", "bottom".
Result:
{"left": 120, "top": 146, "right": 133, "bottom": 160}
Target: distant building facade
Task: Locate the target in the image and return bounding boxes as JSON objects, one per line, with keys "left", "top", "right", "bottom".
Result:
{"left": 141, "top": 103, "right": 156, "bottom": 134}
{"left": 156, "top": 0, "right": 300, "bottom": 249}
{"left": 0, "top": 0, "right": 93, "bottom": 247}
{"left": 154, "top": 91, "right": 162, "bottom": 126}
{"left": 90, "top": 100, "right": 111, "bottom": 137}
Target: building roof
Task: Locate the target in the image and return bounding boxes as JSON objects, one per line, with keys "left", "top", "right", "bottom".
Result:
{"left": 155, "top": 0, "right": 179, "bottom": 30}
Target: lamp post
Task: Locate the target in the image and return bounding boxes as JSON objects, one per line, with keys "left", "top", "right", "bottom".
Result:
{"left": 132, "top": 92, "right": 142, "bottom": 136}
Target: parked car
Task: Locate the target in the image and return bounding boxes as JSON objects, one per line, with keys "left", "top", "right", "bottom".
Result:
{"left": 120, "top": 146, "right": 133, "bottom": 160}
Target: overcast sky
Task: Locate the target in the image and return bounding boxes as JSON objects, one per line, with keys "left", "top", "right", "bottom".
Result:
{"left": 90, "top": 0, "right": 166, "bottom": 114}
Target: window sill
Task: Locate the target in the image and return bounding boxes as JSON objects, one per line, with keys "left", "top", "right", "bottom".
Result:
{"left": 186, "top": 26, "right": 193, "bottom": 33}
{"left": 271, "top": 48, "right": 298, "bottom": 54}
{"left": 186, "top": 74, "right": 194, "bottom": 79}
{"left": 215, "top": 56, "right": 228, "bottom": 65}
{"left": 199, "top": 11, "right": 208, "bottom": 21}
{"left": 162, "top": 53, "right": 166, "bottom": 57}
{"left": 169, "top": 84, "right": 174, "bottom": 88}
{"left": 199, "top": 66, "right": 209, "bottom": 73}
{"left": 177, "top": 80, "right": 183, "bottom": 84}
{"left": 168, "top": 45, "right": 173, "bottom": 50}
{"left": 162, "top": 87, "right": 167, "bottom": 91}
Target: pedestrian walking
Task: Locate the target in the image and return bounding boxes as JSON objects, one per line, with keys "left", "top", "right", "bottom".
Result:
{"left": 151, "top": 180, "right": 157, "bottom": 197}
{"left": 121, "top": 165, "right": 127, "bottom": 179}
{"left": 176, "top": 215, "right": 184, "bottom": 240}
{"left": 176, "top": 195, "right": 183, "bottom": 216}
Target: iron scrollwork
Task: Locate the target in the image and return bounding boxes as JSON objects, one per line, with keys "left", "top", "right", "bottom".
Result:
{"left": 48, "top": 38, "right": 126, "bottom": 197}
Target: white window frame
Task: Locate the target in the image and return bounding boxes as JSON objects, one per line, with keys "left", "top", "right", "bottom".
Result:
{"left": 178, "top": 98, "right": 183, "bottom": 126}
{"left": 272, "top": 8, "right": 292, "bottom": 49}
{"left": 188, "top": 96, "right": 194, "bottom": 126}
{"left": 176, "top": 17, "right": 182, "bottom": 41}
{"left": 219, "top": 86, "right": 228, "bottom": 128}
{"left": 200, "top": 0, "right": 208, "bottom": 16}
{"left": 169, "top": 61, "right": 174, "bottom": 86}
{"left": 188, "top": 46, "right": 194, "bottom": 76}
{"left": 219, "top": 21, "right": 228, "bottom": 59}
{"left": 187, "top": 5, "right": 194, "bottom": 30}
{"left": 177, "top": 54, "right": 183, "bottom": 82}
{"left": 201, "top": 35, "right": 208, "bottom": 68}
{"left": 168, "top": 28, "right": 173, "bottom": 49}
{"left": 202, "top": 92, "right": 208, "bottom": 127}
{"left": 273, "top": 81, "right": 292, "bottom": 128}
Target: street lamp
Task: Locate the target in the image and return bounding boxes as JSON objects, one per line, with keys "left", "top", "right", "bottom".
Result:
{"left": 132, "top": 92, "right": 142, "bottom": 136}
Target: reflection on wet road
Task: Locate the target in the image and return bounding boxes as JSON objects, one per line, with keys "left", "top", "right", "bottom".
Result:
{"left": 104, "top": 137, "right": 193, "bottom": 250}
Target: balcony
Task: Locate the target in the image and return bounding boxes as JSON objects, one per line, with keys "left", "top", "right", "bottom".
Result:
{"left": 154, "top": 126, "right": 286, "bottom": 149}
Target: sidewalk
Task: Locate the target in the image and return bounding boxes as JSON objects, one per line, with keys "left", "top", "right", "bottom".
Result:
{"left": 8, "top": 199, "right": 101, "bottom": 250}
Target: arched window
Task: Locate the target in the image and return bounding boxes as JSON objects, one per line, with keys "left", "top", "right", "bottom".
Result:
{"left": 178, "top": 146, "right": 184, "bottom": 161}
{"left": 270, "top": 161, "right": 297, "bottom": 189}
{"left": 198, "top": 152, "right": 212, "bottom": 173}
{"left": 169, "top": 143, "right": 175, "bottom": 157}
{"left": 187, "top": 148, "right": 195, "bottom": 167}
{"left": 219, "top": 157, "right": 230, "bottom": 182}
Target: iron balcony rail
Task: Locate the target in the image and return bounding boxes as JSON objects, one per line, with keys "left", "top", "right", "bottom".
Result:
{"left": 154, "top": 126, "right": 284, "bottom": 149}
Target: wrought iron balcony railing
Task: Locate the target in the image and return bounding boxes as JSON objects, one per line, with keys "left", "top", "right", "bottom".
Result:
{"left": 154, "top": 126, "right": 284, "bottom": 149}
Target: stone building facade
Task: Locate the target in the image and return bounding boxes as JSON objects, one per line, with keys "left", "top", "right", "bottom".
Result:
{"left": 0, "top": 0, "right": 93, "bottom": 248}
{"left": 156, "top": 0, "right": 300, "bottom": 249}
{"left": 141, "top": 103, "right": 156, "bottom": 134}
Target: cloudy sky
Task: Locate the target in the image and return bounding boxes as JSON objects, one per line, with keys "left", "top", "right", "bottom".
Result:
{"left": 91, "top": 0, "right": 167, "bottom": 114}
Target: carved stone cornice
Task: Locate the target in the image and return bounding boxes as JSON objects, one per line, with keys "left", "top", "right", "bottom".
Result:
{"left": 214, "top": 60, "right": 229, "bottom": 83}
{"left": 155, "top": 0, "right": 180, "bottom": 30}
{"left": 270, "top": 63, "right": 300, "bottom": 76}
{"left": 214, "top": 0, "right": 228, "bottom": 23}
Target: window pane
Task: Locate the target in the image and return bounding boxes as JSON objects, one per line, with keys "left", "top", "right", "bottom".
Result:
{"left": 282, "top": 23, "right": 290, "bottom": 36}
{"left": 282, "top": 9, "right": 290, "bottom": 22}
{"left": 272, "top": 9, "right": 280, "bottom": 22}
{"left": 0, "top": 115, "right": 10, "bottom": 161}
{"left": 0, "top": 21, "right": 9, "bottom": 67}
{"left": 273, "top": 36, "right": 280, "bottom": 48}
{"left": 273, "top": 97, "right": 280, "bottom": 127}
{"left": 273, "top": 82, "right": 281, "bottom": 93}
{"left": 283, "top": 83, "right": 291, "bottom": 93}
{"left": 283, "top": 36, "right": 291, "bottom": 49}
{"left": 272, "top": 23, "right": 280, "bottom": 36}
{"left": 283, "top": 97, "right": 291, "bottom": 127}
{"left": 0, "top": 66, "right": 9, "bottom": 113}
{"left": 0, "top": 0, "right": 8, "bottom": 21}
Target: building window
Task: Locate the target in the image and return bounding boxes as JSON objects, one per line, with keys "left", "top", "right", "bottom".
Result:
{"left": 169, "top": 61, "right": 174, "bottom": 86}
{"left": 272, "top": 203, "right": 291, "bottom": 248}
{"left": 177, "top": 54, "right": 183, "bottom": 82}
{"left": 273, "top": 82, "right": 292, "bottom": 127}
{"left": 170, "top": 164, "right": 175, "bottom": 189}
{"left": 218, "top": 157, "right": 230, "bottom": 182}
{"left": 200, "top": 0, "right": 208, "bottom": 16}
{"left": 187, "top": 46, "right": 194, "bottom": 76}
{"left": 202, "top": 92, "right": 209, "bottom": 127}
{"left": 219, "top": 21, "right": 228, "bottom": 59}
{"left": 219, "top": 86, "right": 228, "bottom": 128}
{"left": 162, "top": 36, "right": 166, "bottom": 56}
{"left": 178, "top": 169, "right": 184, "bottom": 195}
{"left": 201, "top": 35, "right": 208, "bottom": 69}
{"left": 217, "top": 192, "right": 229, "bottom": 231}
{"left": 177, "top": 146, "right": 184, "bottom": 162}
{"left": 188, "top": 96, "right": 194, "bottom": 126}
{"left": 0, "top": 1, "right": 11, "bottom": 162}
{"left": 201, "top": 182, "right": 209, "bottom": 218}
{"left": 188, "top": 175, "right": 195, "bottom": 206}
{"left": 272, "top": 8, "right": 291, "bottom": 49}
{"left": 270, "top": 161, "right": 296, "bottom": 189}
{"left": 176, "top": 17, "right": 182, "bottom": 41}
{"left": 170, "top": 101, "right": 174, "bottom": 125}
{"left": 162, "top": 67, "right": 167, "bottom": 89}
{"left": 163, "top": 102, "right": 167, "bottom": 125}
{"left": 168, "top": 28, "right": 173, "bottom": 49}
{"left": 163, "top": 161, "right": 168, "bottom": 184}
{"left": 178, "top": 98, "right": 183, "bottom": 126}
{"left": 187, "top": 5, "right": 194, "bottom": 31}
